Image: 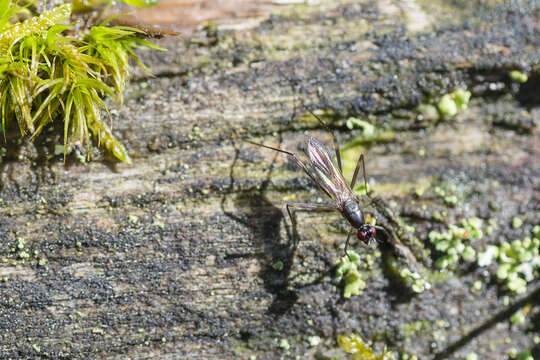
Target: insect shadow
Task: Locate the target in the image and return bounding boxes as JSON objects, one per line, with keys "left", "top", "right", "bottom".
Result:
{"left": 246, "top": 109, "right": 391, "bottom": 257}
{"left": 220, "top": 138, "right": 302, "bottom": 316}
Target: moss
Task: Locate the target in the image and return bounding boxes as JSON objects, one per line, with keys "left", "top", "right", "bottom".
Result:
{"left": 489, "top": 231, "right": 539, "bottom": 294}
{"left": 436, "top": 89, "right": 471, "bottom": 117}
{"left": 337, "top": 334, "right": 394, "bottom": 360}
{"left": 434, "top": 218, "right": 539, "bottom": 294}
{"left": 438, "top": 94, "right": 458, "bottom": 116}
{"left": 385, "top": 255, "right": 430, "bottom": 293}
{"left": 416, "top": 104, "right": 440, "bottom": 122}
{"left": 509, "top": 305, "right": 529, "bottom": 325}
{"left": 400, "top": 268, "right": 430, "bottom": 293}
{"left": 339, "top": 118, "right": 396, "bottom": 186}
{"left": 428, "top": 217, "right": 483, "bottom": 270}
{"left": 508, "top": 349, "right": 533, "bottom": 360}
{"left": 334, "top": 251, "right": 367, "bottom": 298}
{"left": 509, "top": 70, "right": 528, "bottom": 83}
{"left": 343, "top": 118, "right": 396, "bottom": 146}
{"left": 512, "top": 217, "right": 523, "bottom": 229}
{"left": 0, "top": 0, "right": 164, "bottom": 162}
{"left": 453, "top": 89, "right": 471, "bottom": 110}
{"left": 272, "top": 260, "right": 284, "bottom": 271}
{"left": 422, "top": 182, "right": 462, "bottom": 207}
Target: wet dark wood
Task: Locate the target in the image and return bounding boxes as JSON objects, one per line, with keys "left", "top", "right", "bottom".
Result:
{"left": 0, "top": 0, "right": 539, "bottom": 358}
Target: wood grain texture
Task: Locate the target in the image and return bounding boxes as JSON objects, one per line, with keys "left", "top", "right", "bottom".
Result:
{"left": 0, "top": 0, "right": 539, "bottom": 358}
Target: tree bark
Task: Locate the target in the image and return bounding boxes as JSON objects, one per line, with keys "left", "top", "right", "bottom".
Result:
{"left": 0, "top": 0, "right": 539, "bottom": 359}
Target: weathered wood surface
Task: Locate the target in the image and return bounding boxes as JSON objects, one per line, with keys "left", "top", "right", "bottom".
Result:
{"left": 0, "top": 1, "right": 539, "bottom": 358}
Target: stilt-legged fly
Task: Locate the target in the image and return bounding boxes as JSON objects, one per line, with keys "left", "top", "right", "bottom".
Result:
{"left": 247, "top": 110, "right": 389, "bottom": 255}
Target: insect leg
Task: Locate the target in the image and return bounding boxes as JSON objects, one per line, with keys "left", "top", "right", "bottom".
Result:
{"left": 350, "top": 153, "right": 371, "bottom": 198}
{"left": 307, "top": 110, "right": 342, "bottom": 173}
{"left": 344, "top": 227, "right": 355, "bottom": 260}
{"left": 286, "top": 203, "right": 337, "bottom": 245}
{"left": 373, "top": 225, "right": 390, "bottom": 244}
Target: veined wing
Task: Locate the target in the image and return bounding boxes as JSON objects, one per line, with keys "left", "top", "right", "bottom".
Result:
{"left": 305, "top": 137, "right": 352, "bottom": 203}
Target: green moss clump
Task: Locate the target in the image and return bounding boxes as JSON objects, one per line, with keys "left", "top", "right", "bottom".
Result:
{"left": 508, "top": 349, "right": 533, "bottom": 360}
{"left": 334, "top": 250, "right": 367, "bottom": 298}
{"left": 437, "top": 89, "right": 471, "bottom": 117}
{"left": 509, "top": 70, "right": 528, "bottom": 83}
{"left": 279, "top": 338, "right": 290, "bottom": 351}
{"left": 487, "top": 227, "right": 539, "bottom": 294}
{"left": 437, "top": 94, "right": 457, "bottom": 116}
{"left": 434, "top": 218, "right": 539, "bottom": 294}
{"left": 385, "top": 255, "right": 430, "bottom": 293}
{"left": 0, "top": 0, "right": 164, "bottom": 162}
{"left": 428, "top": 217, "right": 483, "bottom": 270}
{"left": 337, "top": 334, "right": 394, "bottom": 360}
{"left": 399, "top": 268, "right": 430, "bottom": 293}
{"left": 343, "top": 117, "right": 396, "bottom": 145}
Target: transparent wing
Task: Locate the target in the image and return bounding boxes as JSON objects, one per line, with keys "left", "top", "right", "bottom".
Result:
{"left": 305, "top": 137, "right": 352, "bottom": 203}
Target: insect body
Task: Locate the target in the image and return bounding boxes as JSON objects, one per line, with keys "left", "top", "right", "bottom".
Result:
{"left": 248, "top": 111, "right": 388, "bottom": 254}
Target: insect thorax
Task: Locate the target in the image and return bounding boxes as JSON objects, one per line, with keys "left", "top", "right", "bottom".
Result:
{"left": 342, "top": 198, "right": 364, "bottom": 228}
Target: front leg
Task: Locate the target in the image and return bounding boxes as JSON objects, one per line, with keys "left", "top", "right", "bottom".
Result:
{"left": 286, "top": 203, "right": 337, "bottom": 245}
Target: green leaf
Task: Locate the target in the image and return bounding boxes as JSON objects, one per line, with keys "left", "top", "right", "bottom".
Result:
{"left": 0, "top": 0, "right": 14, "bottom": 30}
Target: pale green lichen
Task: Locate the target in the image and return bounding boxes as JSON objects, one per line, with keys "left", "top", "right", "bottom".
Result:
{"left": 512, "top": 217, "right": 523, "bottom": 229}
{"left": 334, "top": 250, "right": 367, "bottom": 298}
{"left": 437, "top": 89, "right": 471, "bottom": 117}
{"left": 453, "top": 89, "right": 471, "bottom": 110}
{"left": 435, "top": 219, "right": 539, "bottom": 294}
{"left": 477, "top": 245, "right": 498, "bottom": 266}
{"left": 508, "top": 349, "right": 533, "bottom": 360}
{"left": 343, "top": 117, "right": 396, "bottom": 145}
{"left": 432, "top": 184, "right": 460, "bottom": 206}
{"left": 428, "top": 217, "right": 483, "bottom": 270}
{"left": 438, "top": 94, "right": 458, "bottom": 116}
{"left": 385, "top": 255, "right": 430, "bottom": 293}
{"left": 416, "top": 103, "right": 439, "bottom": 122}
{"left": 399, "top": 268, "right": 431, "bottom": 293}
{"left": 337, "top": 334, "right": 395, "bottom": 360}
{"left": 272, "top": 260, "right": 284, "bottom": 271}
{"left": 509, "top": 305, "right": 529, "bottom": 325}
{"left": 341, "top": 119, "right": 395, "bottom": 189}
{"left": 509, "top": 70, "right": 528, "bottom": 83}
{"left": 491, "top": 230, "right": 539, "bottom": 294}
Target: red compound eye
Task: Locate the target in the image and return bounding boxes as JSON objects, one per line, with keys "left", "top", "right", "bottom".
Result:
{"left": 357, "top": 226, "right": 376, "bottom": 244}
{"left": 357, "top": 230, "right": 367, "bottom": 241}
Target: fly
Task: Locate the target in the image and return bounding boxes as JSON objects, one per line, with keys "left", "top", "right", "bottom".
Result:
{"left": 247, "top": 110, "right": 389, "bottom": 256}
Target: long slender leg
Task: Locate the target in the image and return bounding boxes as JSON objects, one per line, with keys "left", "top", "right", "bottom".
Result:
{"left": 372, "top": 225, "right": 390, "bottom": 244}
{"left": 245, "top": 140, "right": 333, "bottom": 199}
{"left": 307, "top": 110, "right": 342, "bottom": 173}
{"left": 350, "top": 153, "right": 372, "bottom": 198}
{"left": 344, "top": 227, "right": 355, "bottom": 259}
{"left": 286, "top": 203, "right": 337, "bottom": 246}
